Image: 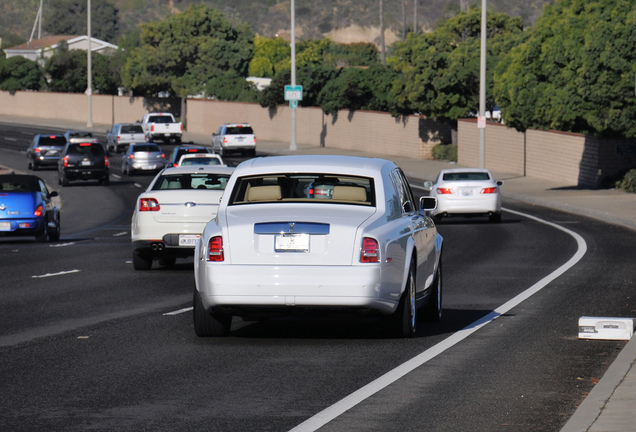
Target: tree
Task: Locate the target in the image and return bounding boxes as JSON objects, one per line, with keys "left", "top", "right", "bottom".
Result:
{"left": 318, "top": 65, "right": 398, "bottom": 114}
{"left": 249, "top": 36, "right": 290, "bottom": 78}
{"left": 493, "top": 0, "right": 636, "bottom": 138}
{"left": 0, "top": 56, "right": 43, "bottom": 93}
{"left": 206, "top": 72, "right": 259, "bottom": 102}
{"left": 388, "top": 7, "right": 524, "bottom": 125}
{"left": 44, "top": 47, "right": 122, "bottom": 95}
{"left": 43, "top": 0, "right": 119, "bottom": 43}
{"left": 258, "top": 64, "right": 339, "bottom": 109}
{"left": 121, "top": 5, "right": 254, "bottom": 98}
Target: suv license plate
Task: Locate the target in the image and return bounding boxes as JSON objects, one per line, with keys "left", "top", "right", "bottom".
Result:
{"left": 275, "top": 234, "right": 309, "bottom": 252}
{"left": 179, "top": 234, "right": 200, "bottom": 246}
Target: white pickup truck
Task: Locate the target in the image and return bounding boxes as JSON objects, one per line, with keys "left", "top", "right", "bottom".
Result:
{"left": 141, "top": 113, "right": 183, "bottom": 143}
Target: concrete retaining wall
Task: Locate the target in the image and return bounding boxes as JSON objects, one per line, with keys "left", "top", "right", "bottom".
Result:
{"left": 458, "top": 119, "right": 636, "bottom": 187}
{"left": 2, "top": 90, "right": 634, "bottom": 187}
{"left": 0, "top": 91, "right": 451, "bottom": 160}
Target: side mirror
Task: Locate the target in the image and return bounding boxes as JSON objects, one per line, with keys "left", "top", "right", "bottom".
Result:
{"left": 419, "top": 196, "right": 438, "bottom": 213}
{"left": 422, "top": 180, "right": 433, "bottom": 192}
{"left": 496, "top": 180, "right": 504, "bottom": 186}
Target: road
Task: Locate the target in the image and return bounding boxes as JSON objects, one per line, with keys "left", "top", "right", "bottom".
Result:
{"left": 1, "top": 122, "right": 635, "bottom": 431}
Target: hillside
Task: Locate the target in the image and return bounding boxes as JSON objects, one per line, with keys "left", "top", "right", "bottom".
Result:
{"left": 2, "top": 0, "right": 554, "bottom": 47}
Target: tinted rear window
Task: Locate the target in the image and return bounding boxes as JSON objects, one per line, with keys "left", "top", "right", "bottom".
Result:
{"left": 0, "top": 175, "right": 39, "bottom": 192}
{"left": 148, "top": 116, "right": 173, "bottom": 124}
{"left": 132, "top": 145, "right": 161, "bottom": 152}
{"left": 442, "top": 172, "right": 491, "bottom": 181}
{"left": 121, "top": 125, "right": 143, "bottom": 133}
{"left": 69, "top": 132, "right": 93, "bottom": 138}
{"left": 226, "top": 126, "right": 254, "bottom": 135}
{"left": 177, "top": 148, "right": 209, "bottom": 158}
{"left": 67, "top": 144, "right": 105, "bottom": 156}
{"left": 151, "top": 173, "right": 232, "bottom": 191}
{"left": 38, "top": 136, "right": 67, "bottom": 146}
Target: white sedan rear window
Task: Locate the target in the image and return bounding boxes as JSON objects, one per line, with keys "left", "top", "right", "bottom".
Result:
{"left": 442, "top": 172, "right": 491, "bottom": 181}
{"left": 152, "top": 173, "right": 231, "bottom": 190}
{"left": 229, "top": 173, "right": 375, "bottom": 206}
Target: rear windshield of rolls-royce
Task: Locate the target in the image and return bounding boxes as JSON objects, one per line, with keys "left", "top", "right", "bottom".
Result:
{"left": 228, "top": 173, "right": 375, "bottom": 206}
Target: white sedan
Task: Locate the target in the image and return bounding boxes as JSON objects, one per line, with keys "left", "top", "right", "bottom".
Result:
{"left": 193, "top": 155, "right": 443, "bottom": 338}
{"left": 131, "top": 166, "right": 235, "bottom": 270}
{"left": 424, "top": 168, "right": 504, "bottom": 223}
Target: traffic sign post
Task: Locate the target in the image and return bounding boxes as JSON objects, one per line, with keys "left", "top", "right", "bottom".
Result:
{"left": 284, "top": 85, "right": 303, "bottom": 102}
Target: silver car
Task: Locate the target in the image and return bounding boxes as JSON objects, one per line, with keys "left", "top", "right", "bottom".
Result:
{"left": 121, "top": 143, "right": 167, "bottom": 175}
{"left": 106, "top": 123, "right": 145, "bottom": 153}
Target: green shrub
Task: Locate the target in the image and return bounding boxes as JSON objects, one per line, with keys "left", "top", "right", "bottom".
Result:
{"left": 617, "top": 169, "right": 636, "bottom": 193}
{"left": 432, "top": 143, "right": 457, "bottom": 162}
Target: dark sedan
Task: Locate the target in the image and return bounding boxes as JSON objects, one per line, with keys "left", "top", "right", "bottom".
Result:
{"left": 0, "top": 174, "right": 61, "bottom": 242}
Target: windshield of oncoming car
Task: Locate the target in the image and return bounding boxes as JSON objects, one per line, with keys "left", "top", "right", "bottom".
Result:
{"left": 442, "top": 172, "right": 491, "bottom": 181}
{"left": 228, "top": 173, "right": 375, "bottom": 206}
{"left": 151, "top": 173, "right": 231, "bottom": 191}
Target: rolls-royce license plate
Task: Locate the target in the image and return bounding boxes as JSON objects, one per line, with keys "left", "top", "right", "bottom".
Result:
{"left": 275, "top": 233, "right": 309, "bottom": 252}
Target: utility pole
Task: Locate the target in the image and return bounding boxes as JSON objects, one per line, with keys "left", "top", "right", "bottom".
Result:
{"left": 86, "top": 0, "right": 93, "bottom": 128}
{"left": 289, "top": 0, "right": 297, "bottom": 150}
{"left": 380, "top": 0, "right": 386, "bottom": 64}
{"left": 414, "top": 0, "right": 418, "bottom": 35}
{"left": 478, "top": 0, "right": 487, "bottom": 169}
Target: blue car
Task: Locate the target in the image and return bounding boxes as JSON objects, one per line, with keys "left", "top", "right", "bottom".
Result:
{"left": 0, "top": 174, "right": 61, "bottom": 242}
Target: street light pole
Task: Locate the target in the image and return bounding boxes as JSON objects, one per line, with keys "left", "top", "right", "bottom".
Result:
{"left": 86, "top": 0, "right": 93, "bottom": 128}
{"left": 478, "top": 0, "right": 487, "bottom": 169}
{"left": 289, "top": 0, "right": 297, "bottom": 151}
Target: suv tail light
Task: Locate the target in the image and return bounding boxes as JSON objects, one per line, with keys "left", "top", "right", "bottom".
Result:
{"left": 63, "top": 155, "right": 69, "bottom": 168}
{"left": 151, "top": 125, "right": 155, "bottom": 132}
{"left": 223, "top": 137, "right": 228, "bottom": 144}
{"left": 207, "top": 236, "right": 224, "bottom": 261}
{"left": 360, "top": 237, "right": 379, "bottom": 263}
{"left": 104, "top": 155, "right": 109, "bottom": 167}
{"left": 139, "top": 198, "right": 160, "bottom": 211}
{"left": 34, "top": 205, "right": 43, "bottom": 217}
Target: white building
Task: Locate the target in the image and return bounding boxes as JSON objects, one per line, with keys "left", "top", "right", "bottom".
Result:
{"left": 4, "top": 35, "right": 118, "bottom": 65}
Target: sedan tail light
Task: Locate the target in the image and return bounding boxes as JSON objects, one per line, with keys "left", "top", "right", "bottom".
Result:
{"left": 207, "top": 236, "right": 224, "bottom": 262}
{"left": 480, "top": 187, "right": 497, "bottom": 194}
{"left": 436, "top": 188, "right": 454, "bottom": 194}
{"left": 360, "top": 237, "right": 379, "bottom": 263}
{"left": 139, "top": 198, "right": 160, "bottom": 211}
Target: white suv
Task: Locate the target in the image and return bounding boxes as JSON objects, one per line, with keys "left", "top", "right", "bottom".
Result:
{"left": 211, "top": 123, "right": 256, "bottom": 157}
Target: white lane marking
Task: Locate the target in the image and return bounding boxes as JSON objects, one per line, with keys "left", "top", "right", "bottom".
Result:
{"left": 4, "top": 137, "right": 17, "bottom": 141}
{"left": 289, "top": 207, "right": 587, "bottom": 432}
{"left": 112, "top": 174, "right": 122, "bottom": 180}
{"left": 113, "top": 232, "right": 128, "bottom": 237}
{"left": 134, "top": 183, "right": 144, "bottom": 189}
{"left": 32, "top": 269, "right": 81, "bottom": 279}
{"left": 50, "top": 242, "right": 75, "bottom": 247}
{"left": 164, "top": 307, "right": 193, "bottom": 316}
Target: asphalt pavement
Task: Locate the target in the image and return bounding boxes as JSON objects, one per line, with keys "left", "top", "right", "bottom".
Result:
{"left": 2, "top": 118, "right": 636, "bottom": 431}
